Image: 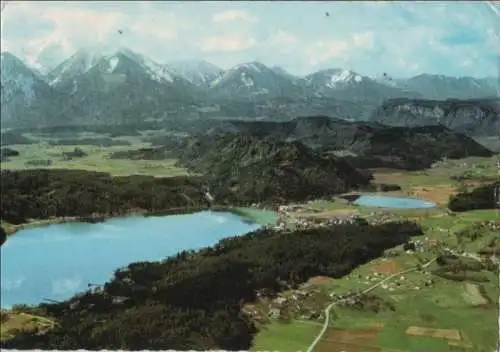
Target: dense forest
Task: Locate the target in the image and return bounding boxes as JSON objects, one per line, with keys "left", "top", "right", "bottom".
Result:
{"left": 168, "top": 134, "right": 373, "bottom": 204}
{"left": 1, "top": 220, "right": 423, "bottom": 350}
{"left": 0, "top": 169, "right": 209, "bottom": 224}
{"left": 448, "top": 181, "right": 500, "bottom": 212}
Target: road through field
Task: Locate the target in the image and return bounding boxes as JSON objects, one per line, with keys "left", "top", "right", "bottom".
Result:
{"left": 306, "top": 256, "right": 437, "bottom": 352}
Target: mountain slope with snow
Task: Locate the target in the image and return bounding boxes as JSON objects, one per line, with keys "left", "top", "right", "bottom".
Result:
{"left": 2, "top": 47, "right": 496, "bottom": 128}
{"left": 49, "top": 48, "right": 205, "bottom": 123}
{"left": 47, "top": 49, "right": 105, "bottom": 86}
{"left": 303, "top": 69, "right": 419, "bottom": 102}
{"left": 1, "top": 52, "right": 62, "bottom": 126}
{"left": 166, "top": 60, "right": 224, "bottom": 87}
{"left": 209, "top": 61, "right": 308, "bottom": 100}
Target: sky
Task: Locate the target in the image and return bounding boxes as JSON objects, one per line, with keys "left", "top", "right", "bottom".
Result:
{"left": 1, "top": 1, "right": 499, "bottom": 78}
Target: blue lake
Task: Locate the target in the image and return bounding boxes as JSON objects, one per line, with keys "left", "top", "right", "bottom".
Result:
{"left": 0, "top": 211, "right": 260, "bottom": 308}
{"left": 354, "top": 195, "right": 436, "bottom": 209}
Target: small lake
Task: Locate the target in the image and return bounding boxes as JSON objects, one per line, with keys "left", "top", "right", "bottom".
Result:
{"left": 354, "top": 195, "right": 436, "bottom": 209}
{"left": 0, "top": 211, "right": 261, "bottom": 308}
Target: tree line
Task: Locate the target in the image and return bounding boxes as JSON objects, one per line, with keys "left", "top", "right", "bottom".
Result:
{"left": 0, "top": 169, "right": 209, "bottom": 224}
{"left": 448, "top": 181, "right": 500, "bottom": 212}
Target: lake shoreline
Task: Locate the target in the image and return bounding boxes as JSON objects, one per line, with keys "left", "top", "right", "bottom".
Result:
{"left": 2, "top": 205, "right": 278, "bottom": 236}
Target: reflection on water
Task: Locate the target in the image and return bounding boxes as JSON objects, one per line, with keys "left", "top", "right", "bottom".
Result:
{"left": 0, "top": 211, "right": 259, "bottom": 308}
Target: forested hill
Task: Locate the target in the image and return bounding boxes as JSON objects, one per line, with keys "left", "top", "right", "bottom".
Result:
{"left": 0, "top": 170, "right": 208, "bottom": 224}
{"left": 169, "top": 134, "right": 373, "bottom": 204}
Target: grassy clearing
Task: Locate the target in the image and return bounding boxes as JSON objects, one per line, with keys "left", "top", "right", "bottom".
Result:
{"left": 1, "top": 137, "right": 190, "bottom": 177}
{"left": 0, "top": 311, "right": 54, "bottom": 341}
{"left": 251, "top": 321, "right": 321, "bottom": 352}
{"left": 231, "top": 207, "right": 279, "bottom": 226}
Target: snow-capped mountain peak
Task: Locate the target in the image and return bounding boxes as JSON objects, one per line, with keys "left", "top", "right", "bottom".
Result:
{"left": 166, "top": 60, "right": 223, "bottom": 87}
{"left": 48, "top": 47, "right": 178, "bottom": 87}
{"left": 234, "top": 61, "right": 268, "bottom": 73}
{"left": 210, "top": 61, "right": 271, "bottom": 88}
{"left": 209, "top": 61, "right": 305, "bottom": 98}
{"left": 1, "top": 52, "right": 47, "bottom": 102}
{"left": 328, "top": 69, "right": 363, "bottom": 86}
{"left": 305, "top": 68, "right": 364, "bottom": 89}
{"left": 1, "top": 52, "right": 57, "bottom": 125}
{"left": 48, "top": 48, "right": 105, "bottom": 85}
{"left": 103, "top": 49, "right": 175, "bottom": 84}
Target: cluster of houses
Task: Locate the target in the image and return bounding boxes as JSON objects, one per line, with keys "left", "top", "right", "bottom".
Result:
{"left": 484, "top": 220, "right": 500, "bottom": 231}
{"left": 351, "top": 270, "right": 434, "bottom": 293}
{"left": 267, "top": 214, "right": 365, "bottom": 232}
{"left": 264, "top": 203, "right": 368, "bottom": 232}
{"left": 243, "top": 287, "right": 325, "bottom": 322}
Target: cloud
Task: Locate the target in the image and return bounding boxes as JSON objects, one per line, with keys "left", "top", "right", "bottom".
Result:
{"left": 305, "top": 31, "right": 376, "bottom": 66}
{"left": 1, "top": 1, "right": 497, "bottom": 77}
{"left": 212, "top": 10, "right": 258, "bottom": 24}
{"left": 200, "top": 35, "right": 257, "bottom": 53}
{"left": 351, "top": 31, "right": 374, "bottom": 50}
{"left": 267, "top": 30, "right": 297, "bottom": 46}
{"left": 129, "top": 20, "right": 180, "bottom": 41}
{"left": 42, "top": 9, "right": 125, "bottom": 42}
{"left": 1, "top": 3, "right": 128, "bottom": 65}
{"left": 306, "top": 40, "right": 350, "bottom": 66}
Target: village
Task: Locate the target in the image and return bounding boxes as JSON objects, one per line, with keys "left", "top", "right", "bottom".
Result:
{"left": 243, "top": 199, "right": 500, "bottom": 345}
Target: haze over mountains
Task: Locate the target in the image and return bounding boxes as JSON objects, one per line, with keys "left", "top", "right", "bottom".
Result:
{"left": 1, "top": 47, "right": 498, "bottom": 134}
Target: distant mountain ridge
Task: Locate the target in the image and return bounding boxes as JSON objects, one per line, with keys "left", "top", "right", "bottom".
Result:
{"left": 395, "top": 74, "right": 498, "bottom": 100}
{"left": 1, "top": 47, "right": 498, "bottom": 129}
{"left": 303, "top": 69, "right": 420, "bottom": 102}
{"left": 369, "top": 98, "right": 500, "bottom": 137}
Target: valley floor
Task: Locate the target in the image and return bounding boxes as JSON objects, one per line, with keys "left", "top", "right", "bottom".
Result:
{"left": 250, "top": 208, "right": 499, "bottom": 352}
{"left": 1, "top": 134, "right": 499, "bottom": 351}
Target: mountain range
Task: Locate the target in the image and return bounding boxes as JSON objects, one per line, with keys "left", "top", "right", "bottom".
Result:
{"left": 1, "top": 47, "right": 498, "bottom": 131}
